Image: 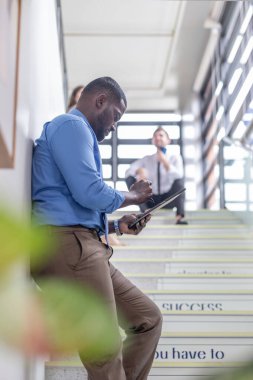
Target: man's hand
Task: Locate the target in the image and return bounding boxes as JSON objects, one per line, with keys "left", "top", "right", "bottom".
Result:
{"left": 129, "top": 179, "right": 153, "bottom": 204}
{"left": 120, "top": 179, "right": 152, "bottom": 207}
{"left": 118, "top": 213, "right": 151, "bottom": 235}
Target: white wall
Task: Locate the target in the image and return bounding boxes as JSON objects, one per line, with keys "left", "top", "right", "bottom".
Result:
{"left": 0, "top": 0, "right": 65, "bottom": 378}
{"left": 0, "top": 0, "right": 65, "bottom": 211}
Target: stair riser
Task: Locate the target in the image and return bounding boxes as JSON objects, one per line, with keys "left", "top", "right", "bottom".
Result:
{"left": 112, "top": 261, "right": 253, "bottom": 275}
{"left": 120, "top": 237, "right": 253, "bottom": 244}
{"left": 112, "top": 250, "right": 253, "bottom": 260}
{"left": 149, "top": 294, "right": 253, "bottom": 314}
{"left": 129, "top": 277, "right": 253, "bottom": 291}
{"left": 124, "top": 224, "right": 252, "bottom": 238}
{"left": 45, "top": 367, "right": 226, "bottom": 380}
{"left": 45, "top": 338, "right": 253, "bottom": 380}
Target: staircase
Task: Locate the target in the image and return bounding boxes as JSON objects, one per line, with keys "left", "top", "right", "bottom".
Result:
{"left": 45, "top": 210, "right": 253, "bottom": 380}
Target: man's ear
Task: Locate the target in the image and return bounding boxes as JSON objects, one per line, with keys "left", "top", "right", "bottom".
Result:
{"left": 96, "top": 94, "right": 107, "bottom": 109}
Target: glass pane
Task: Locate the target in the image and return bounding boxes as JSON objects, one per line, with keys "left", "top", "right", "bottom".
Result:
{"left": 104, "top": 180, "right": 114, "bottom": 188}
{"left": 118, "top": 144, "right": 180, "bottom": 159}
{"left": 121, "top": 113, "right": 181, "bottom": 122}
{"left": 115, "top": 181, "right": 128, "bottom": 191}
{"left": 104, "top": 132, "right": 112, "bottom": 140}
{"left": 117, "top": 124, "right": 180, "bottom": 140}
{"left": 226, "top": 203, "right": 247, "bottom": 211}
{"left": 118, "top": 164, "right": 130, "bottom": 178}
{"left": 183, "top": 145, "right": 196, "bottom": 159}
{"left": 224, "top": 162, "right": 244, "bottom": 180}
{"left": 99, "top": 145, "right": 112, "bottom": 159}
{"left": 225, "top": 183, "right": 246, "bottom": 201}
{"left": 185, "top": 164, "right": 197, "bottom": 178}
{"left": 249, "top": 185, "right": 253, "bottom": 201}
{"left": 118, "top": 125, "right": 157, "bottom": 139}
{"left": 223, "top": 146, "right": 248, "bottom": 160}
{"left": 182, "top": 125, "right": 196, "bottom": 140}
{"left": 160, "top": 125, "right": 180, "bottom": 139}
{"left": 102, "top": 164, "right": 112, "bottom": 179}
{"left": 118, "top": 145, "right": 156, "bottom": 159}
{"left": 184, "top": 181, "right": 196, "bottom": 200}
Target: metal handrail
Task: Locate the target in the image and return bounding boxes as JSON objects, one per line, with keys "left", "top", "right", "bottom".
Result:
{"left": 223, "top": 135, "right": 253, "bottom": 154}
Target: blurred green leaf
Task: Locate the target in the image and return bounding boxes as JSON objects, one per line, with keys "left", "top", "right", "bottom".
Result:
{"left": 0, "top": 206, "right": 118, "bottom": 360}
{"left": 0, "top": 207, "right": 52, "bottom": 272}
{"left": 211, "top": 361, "right": 253, "bottom": 380}
{"left": 0, "top": 277, "right": 29, "bottom": 346}
{"left": 38, "top": 278, "right": 119, "bottom": 360}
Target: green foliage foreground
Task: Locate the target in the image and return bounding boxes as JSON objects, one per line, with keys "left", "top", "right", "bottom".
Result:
{"left": 0, "top": 207, "right": 118, "bottom": 359}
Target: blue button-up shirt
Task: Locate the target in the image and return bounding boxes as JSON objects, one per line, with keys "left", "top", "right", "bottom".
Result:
{"left": 32, "top": 109, "right": 125, "bottom": 233}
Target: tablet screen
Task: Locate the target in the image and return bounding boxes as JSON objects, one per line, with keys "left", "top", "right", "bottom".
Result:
{"left": 128, "top": 188, "right": 186, "bottom": 229}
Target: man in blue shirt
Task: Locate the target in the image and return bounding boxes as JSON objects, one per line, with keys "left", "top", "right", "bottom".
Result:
{"left": 32, "top": 77, "right": 162, "bottom": 380}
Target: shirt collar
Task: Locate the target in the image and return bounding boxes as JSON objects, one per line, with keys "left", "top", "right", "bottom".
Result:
{"left": 160, "top": 147, "right": 167, "bottom": 154}
{"left": 69, "top": 108, "right": 92, "bottom": 128}
{"left": 69, "top": 108, "right": 97, "bottom": 140}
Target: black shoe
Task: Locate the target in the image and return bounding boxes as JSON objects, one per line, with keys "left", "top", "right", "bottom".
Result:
{"left": 176, "top": 219, "right": 188, "bottom": 225}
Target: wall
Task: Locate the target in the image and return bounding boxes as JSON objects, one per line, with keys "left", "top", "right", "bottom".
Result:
{"left": 0, "top": 0, "right": 65, "bottom": 378}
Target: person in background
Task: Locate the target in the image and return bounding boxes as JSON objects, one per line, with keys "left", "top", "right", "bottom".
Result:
{"left": 125, "top": 126, "right": 188, "bottom": 225}
{"left": 32, "top": 76, "right": 162, "bottom": 380}
{"left": 67, "top": 85, "right": 84, "bottom": 112}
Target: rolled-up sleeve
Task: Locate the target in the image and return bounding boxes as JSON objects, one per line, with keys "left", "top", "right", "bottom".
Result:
{"left": 48, "top": 120, "right": 125, "bottom": 213}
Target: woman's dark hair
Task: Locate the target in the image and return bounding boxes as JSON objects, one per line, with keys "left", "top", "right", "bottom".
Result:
{"left": 67, "top": 85, "right": 84, "bottom": 111}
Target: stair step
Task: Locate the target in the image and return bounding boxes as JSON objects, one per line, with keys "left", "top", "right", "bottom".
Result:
{"left": 114, "top": 245, "right": 253, "bottom": 251}
{"left": 148, "top": 293, "right": 253, "bottom": 314}
{"left": 120, "top": 233, "right": 253, "bottom": 241}
{"left": 112, "top": 258, "right": 253, "bottom": 262}
{"left": 123, "top": 273, "right": 253, "bottom": 278}
{"left": 45, "top": 210, "right": 253, "bottom": 380}
{"left": 161, "top": 315, "right": 253, "bottom": 334}
{"left": 113, "top": 249, "right": 253, "bottom": 260}
{"left": 143, "top": 224, "right": 252, "bottom": 230}
{"left": 111, "top": 209, "right": 241, "bottom": 218}
{"left": 45, "top": 337, "right": 253, "bottom": 378}
{"left": 128, "top": 276, "right": 253, "bottom": 291}
{"left": 45, "top": 366, "right": 234, "bottom": 380}
{"left": 111, "top": 261, "right": 253, "bottom": 275}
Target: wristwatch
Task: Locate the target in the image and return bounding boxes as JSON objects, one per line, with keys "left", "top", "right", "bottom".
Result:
{"left": 114, "top": 219, "right": 123, "bottom": 236}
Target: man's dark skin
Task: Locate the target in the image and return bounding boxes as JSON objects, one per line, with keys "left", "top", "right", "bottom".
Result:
{"left": 76, "top": 88, "right": 153, "bottom": 235}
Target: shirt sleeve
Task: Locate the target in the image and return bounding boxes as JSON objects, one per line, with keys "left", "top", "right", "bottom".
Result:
{"left": 168, "top": 154, "right": 184, "bottom": 178}
{"left": 125, "top": 157, "right": 146, "bottom": 178}
{"left": 47, "top": 119, "right": 125, "bottom": 213}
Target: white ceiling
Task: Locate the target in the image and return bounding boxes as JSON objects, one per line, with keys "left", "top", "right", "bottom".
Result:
{"left": 61, "top": 0, "right": 225, "bottom": 112}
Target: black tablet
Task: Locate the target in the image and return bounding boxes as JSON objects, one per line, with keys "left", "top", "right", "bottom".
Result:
{"left": 129, "top": 188, "right": 186, "bottom": 229}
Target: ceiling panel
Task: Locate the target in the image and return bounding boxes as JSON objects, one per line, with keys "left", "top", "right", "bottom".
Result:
{"left": 62, "top": 0, "right": 181, "bottom": 35}
{"left": 65, "top": 35, "right": 172, "bottom": 90}
{"left": 61, "top": 0, "right": 221, "bottom": 111}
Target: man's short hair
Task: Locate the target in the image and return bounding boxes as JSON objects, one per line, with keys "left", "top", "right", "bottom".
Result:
{"left": 153, "top": 127, "right": 170, "bottom": 139}
{"left": 83, "top": 77, "right": 127, "bottom": 107}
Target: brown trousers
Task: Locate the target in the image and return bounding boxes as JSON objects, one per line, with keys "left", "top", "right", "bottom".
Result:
{"left": 32, "top": 226, "right": 162, "bottom": 380}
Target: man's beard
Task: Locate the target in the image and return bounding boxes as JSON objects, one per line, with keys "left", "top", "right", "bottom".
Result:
{"left": 96, "top": 110, "right": 108, "bottom": 142}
